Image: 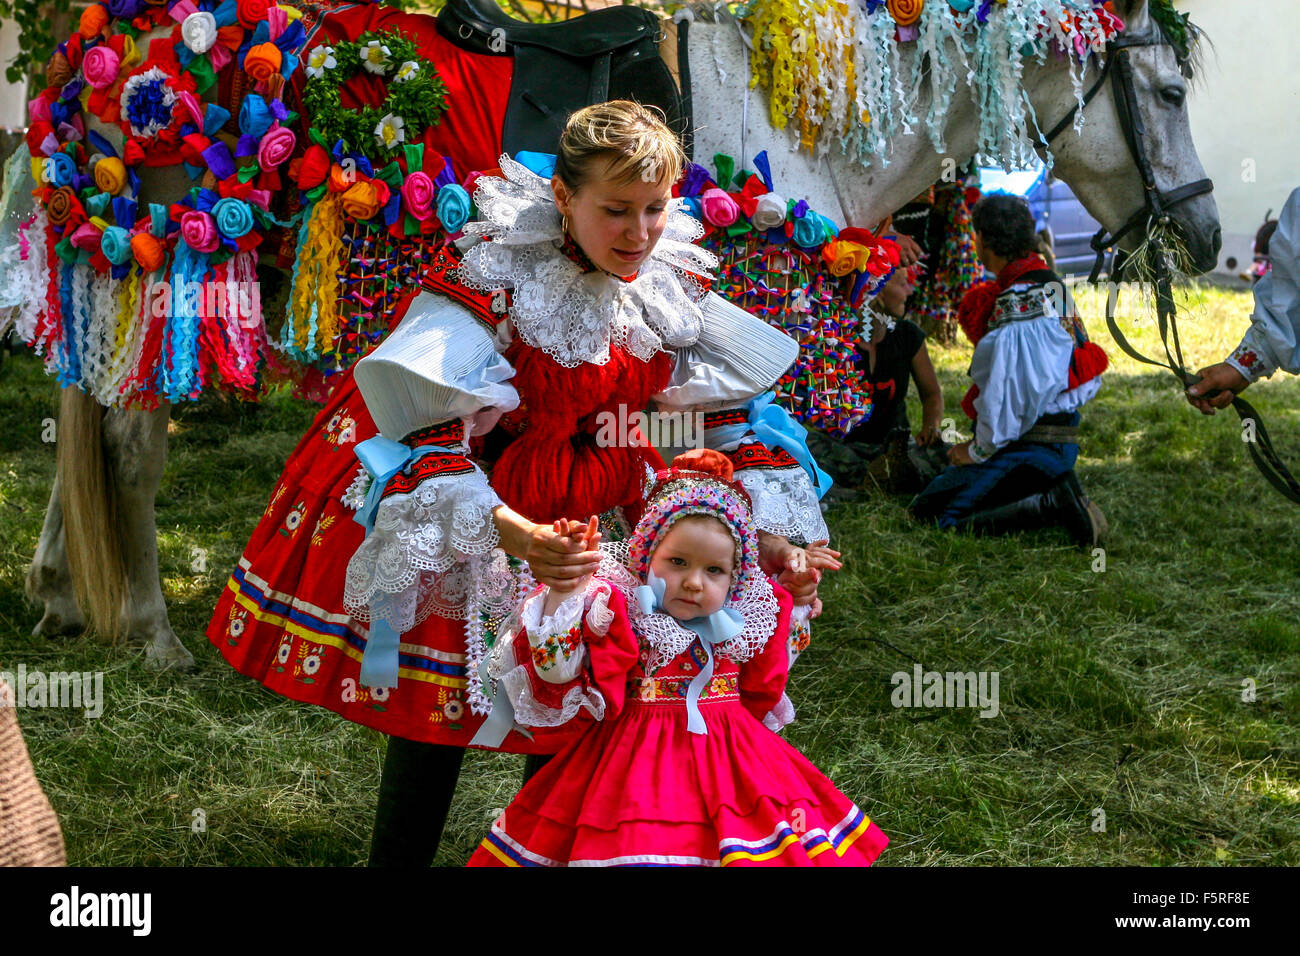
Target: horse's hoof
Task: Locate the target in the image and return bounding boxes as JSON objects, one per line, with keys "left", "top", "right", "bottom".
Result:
{"left": 145, "top": 638, "right": 197, "bottom": 672}
{"left": 32, "top": 611, "right": 85, "bottom": 639}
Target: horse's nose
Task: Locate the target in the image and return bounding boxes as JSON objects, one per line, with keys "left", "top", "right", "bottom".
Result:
{"left": 1210, "top": 227, "right": 1222, "bottom": 258}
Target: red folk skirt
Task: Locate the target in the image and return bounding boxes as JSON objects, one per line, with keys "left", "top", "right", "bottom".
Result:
{"left": 206, "top": 365, "right": 642, "bottom": 753}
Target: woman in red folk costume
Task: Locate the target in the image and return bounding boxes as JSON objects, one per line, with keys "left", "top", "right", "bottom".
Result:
{"left": 208, "top": 101, "right": 823, "bottom": 865}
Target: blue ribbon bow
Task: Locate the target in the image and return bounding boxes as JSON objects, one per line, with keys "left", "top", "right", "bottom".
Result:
{"left": 635, "top": 571, "right": 744, "bottom": 735}
{"left": 747, "top": 392, "right": 833, "bottom": 498}
{"left": 352, "top": 435, "right": 457, "bottom": 688}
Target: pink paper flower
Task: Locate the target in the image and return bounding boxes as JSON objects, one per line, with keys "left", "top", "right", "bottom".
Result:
{"left": 257, "top": 125, "right": 296, "bottom": 171}
{"left": 400, "top": 170, "right": 436, "bottom": 220}
{"left": 700, "top": 187, "right": 739, "bottom": 228}
{"left": 180, "top": 210, "right": 220, "bottom": 253}
{"left": 82, "top": 45, "right": 121, "bottom": 91}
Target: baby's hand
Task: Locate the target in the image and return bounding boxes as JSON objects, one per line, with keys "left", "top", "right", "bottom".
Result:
{"left": 549, "top": 516, "right": 602, "bottom": 593}
{"left": 803, "top": 539, "right": 843, "bottom": 573}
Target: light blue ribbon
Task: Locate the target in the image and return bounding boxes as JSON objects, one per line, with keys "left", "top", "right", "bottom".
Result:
{"left": 467, "top": 657, "right": 532, "bottom": 748}
{"left": 352, "top": 435, "right": 458, "bottom": 532}
{"left": 352, "top": 435, "right": 457, "bottom": 688}
{"left": 747, "top": 392, "right": 834, "bottom": 498}
{"left": 635, "top": 571, "right": 744, "bottom": 735}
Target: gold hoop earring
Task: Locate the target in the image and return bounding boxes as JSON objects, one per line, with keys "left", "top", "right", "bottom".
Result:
{"left": 562, "top": 214, "right": 570, "bottom": 235}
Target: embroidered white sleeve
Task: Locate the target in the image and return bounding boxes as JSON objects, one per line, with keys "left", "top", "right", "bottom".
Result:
{"left": 484, "top": 582, "right": 608, "bottom": 728}
{"left": 970, "top": 316, "right": 1073, "bottom": 453}
{"left": 735, "top": 455, "right": 829, "bottom": 545}
{"left": 343, "top": 465, "right": 504, "bottom": 629}
{"left": 1227, "top": 187, "right": 1300, "bottom": 379}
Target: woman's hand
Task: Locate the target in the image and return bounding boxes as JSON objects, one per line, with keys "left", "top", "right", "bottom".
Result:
{"left": 494, "top": 505, "right": 602, "bottom": 591}
{"left": 1186, "top": 363, "right": 1250, "bottom": 414}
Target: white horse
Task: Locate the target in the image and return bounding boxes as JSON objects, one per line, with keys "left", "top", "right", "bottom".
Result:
{"left": 25, "top": 0, "right": 1220, "bottom": 667}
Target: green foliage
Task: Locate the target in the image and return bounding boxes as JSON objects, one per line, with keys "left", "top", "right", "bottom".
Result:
{"left": 1, "top": 0, "right": 73, "bottom": 85}
{"left": 300, "top": 30, "right": 449, "bottom": 157}
{"left": 1149, "top": 0, "right": 1195, "bottom": 60}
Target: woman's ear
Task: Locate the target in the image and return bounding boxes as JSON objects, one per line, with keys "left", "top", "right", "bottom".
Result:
{"left": 551, "top": 176, "right": 572, "bottom": 217}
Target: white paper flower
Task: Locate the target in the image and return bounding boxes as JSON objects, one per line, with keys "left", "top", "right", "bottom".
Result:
{"left": 305, "top": 45, "right": 337, "bottom": 80}
{"left": 393, "top": 60, "right": 420, "bottom": 84}
{"left": 361, "top": 40, "right": 392, "bottom": 75}
{"left": 181, "top": 12, "right": 218, "bottom": 55}
{"left": 752, "top": 192, "right": 789, "bottom": 230}
{"left": 374, "top": 112, "right": 406, "bottom": 149}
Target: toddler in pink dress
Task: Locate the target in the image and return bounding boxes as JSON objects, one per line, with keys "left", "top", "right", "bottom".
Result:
{"left": 468, "top": 450, "right": 887, "bottom": 867}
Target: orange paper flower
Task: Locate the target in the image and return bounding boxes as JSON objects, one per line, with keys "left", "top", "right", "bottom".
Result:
{"left": 340, "top": 181, "right": 383, "bottom": 220}
{"left": 243, "top": 43, "right": 282, "bottom": 84}
{"left": 821, "top": 241, "right": 859, "bottom": 278}
{"left": 79, "top": 4, "right": 110, "bottom": 39}
{"left": 888, "top": 0, "right": 924, "bottom": 27}
{"left": 131, "top": 233, "right": 166, "bottom": 272}
{"left": 93, "top": 156, "right": 128, "bottom": 196}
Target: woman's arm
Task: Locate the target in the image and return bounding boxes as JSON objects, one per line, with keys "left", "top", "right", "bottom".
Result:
{"left": 911, "top": 343, "right": 945, "bottom": 446}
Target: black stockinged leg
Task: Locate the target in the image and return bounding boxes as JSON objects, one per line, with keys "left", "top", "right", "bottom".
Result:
{"left": 522, "top": 753, "right": 553, "bottom": 783}
{"left": 369, "top": 737, "right": 467, "bottom": 867}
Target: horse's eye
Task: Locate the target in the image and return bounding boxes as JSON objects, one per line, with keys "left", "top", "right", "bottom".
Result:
{"left": 1160, "top": 85, "right": 1185, "bottom": 107}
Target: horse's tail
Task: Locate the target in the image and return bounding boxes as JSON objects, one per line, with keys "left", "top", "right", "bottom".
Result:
{"left": 57, "top": 386, "right": 126, "bottom": 641}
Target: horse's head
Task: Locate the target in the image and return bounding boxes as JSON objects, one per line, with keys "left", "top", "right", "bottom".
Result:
{"left": 1028, "top": 0, "right": 1220, "bottom": 274}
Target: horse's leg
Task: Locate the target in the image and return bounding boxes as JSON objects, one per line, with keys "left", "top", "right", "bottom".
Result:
{"left": 25, "top": 470, "right": 86, "bottom": 638}
{"left": 102, "top": 403, "right": 196, "bottom": 670}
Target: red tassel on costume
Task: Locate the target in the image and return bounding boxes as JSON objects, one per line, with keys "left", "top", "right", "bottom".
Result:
{"left": 1068, "top": 341, "right": 1109, "bottom": 389}
{"left": 960, "top": 384, "right": 979, "bottom": 422}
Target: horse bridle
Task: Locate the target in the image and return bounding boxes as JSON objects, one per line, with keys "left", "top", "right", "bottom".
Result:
{"left": 1037, "top": 27, "right": 1300, "bottom": 503}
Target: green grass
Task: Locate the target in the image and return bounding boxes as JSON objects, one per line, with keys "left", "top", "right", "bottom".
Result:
{"left": 0, "top": 282, "right": 1297, "bottom": 866}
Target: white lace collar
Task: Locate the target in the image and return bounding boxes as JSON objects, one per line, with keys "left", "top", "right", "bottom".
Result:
{"left": 457, "top": 155, "right": 718, "bottom": 369}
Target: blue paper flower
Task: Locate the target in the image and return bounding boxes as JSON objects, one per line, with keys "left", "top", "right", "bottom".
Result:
{"left": 212, "top": 197, "right": 254, "bottom": 239}
{"left": 436, "top": 183, "right": 471, "bottom": 233}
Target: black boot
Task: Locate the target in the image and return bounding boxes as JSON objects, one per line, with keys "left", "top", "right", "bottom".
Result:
{"left": 955, "top": 472, "right": 1107, "bottom": 549}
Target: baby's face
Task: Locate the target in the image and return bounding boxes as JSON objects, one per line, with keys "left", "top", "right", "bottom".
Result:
{"left": 647, "top": 516, "right": 735, "bottom": 621}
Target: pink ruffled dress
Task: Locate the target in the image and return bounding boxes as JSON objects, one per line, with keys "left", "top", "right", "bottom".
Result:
{"left": 468, "top": 574, "right": 888, "bottom": 867}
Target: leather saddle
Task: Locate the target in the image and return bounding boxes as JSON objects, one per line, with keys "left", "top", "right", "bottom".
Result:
{"left": 436, "top": 0, "right": 690, "bottom": 160}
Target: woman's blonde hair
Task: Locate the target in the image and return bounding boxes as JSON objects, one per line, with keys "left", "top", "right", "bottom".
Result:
{"left": 554, "top": 100, "right": 686, "bottom": 192}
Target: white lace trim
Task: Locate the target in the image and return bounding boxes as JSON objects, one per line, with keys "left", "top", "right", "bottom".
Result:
{"left": 341, "top": 465, "right": 371, "bottom": 511}
{"left": 342, "top": 465, "right": 508, "bottom": 629}
{"left": 595, "top": 543, "right": 778, "bottom": 676}
{"left": 465, "top": 557, "right": 534, "bottom": 717}
{"left": 734, "top": 448, "right": 830, "bottom": 545}
{"left": 8, "top": 209, "right": 49, "bottom": 342}
{"left": 484, "top": 580, "right": 610, "bottom": 728}
{"left": 763, "top": 693, "right": 796, "bottom": 732}
{"left": 458, "top": 154, "right": 717, "bottom": 368}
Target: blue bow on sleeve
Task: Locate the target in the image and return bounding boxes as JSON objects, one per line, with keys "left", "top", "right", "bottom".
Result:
{"left": 635, "top": 571, "right": 744, "bottom": 735}
{"left": 747, "top": 392, "right": 833, "bottom": 498}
